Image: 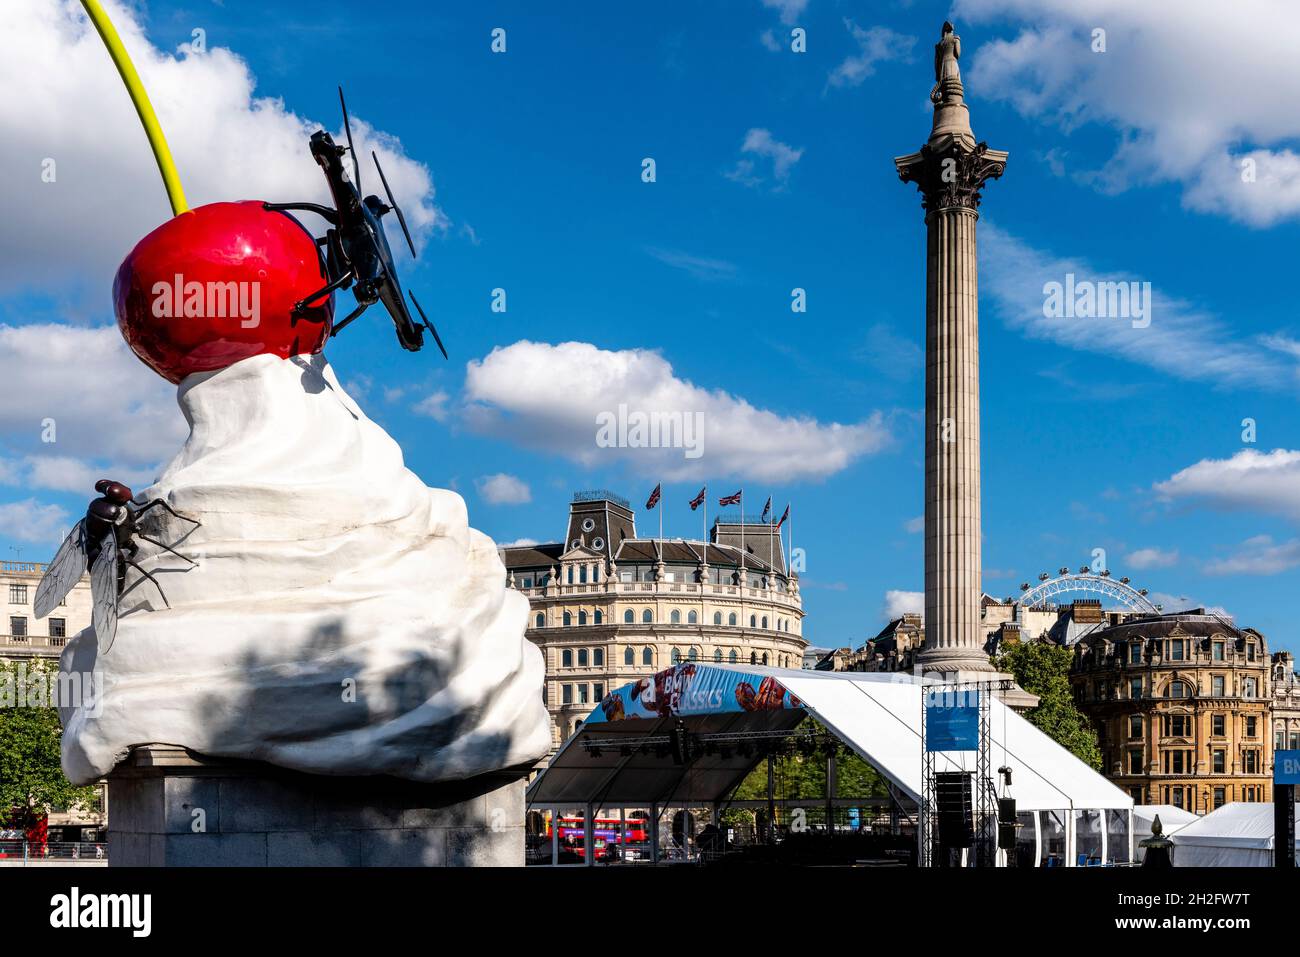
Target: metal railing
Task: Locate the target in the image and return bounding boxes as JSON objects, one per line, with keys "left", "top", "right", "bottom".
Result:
{"left": 0, "top": 841, "right": 107, "bottom": 863}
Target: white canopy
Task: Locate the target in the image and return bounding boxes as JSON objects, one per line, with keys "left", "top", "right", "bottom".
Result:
{"left": 1171, "top": 802, "right": 1300, "bottom": 867}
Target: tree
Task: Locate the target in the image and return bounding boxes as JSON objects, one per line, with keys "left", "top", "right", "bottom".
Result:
{"left": 0, "top": 660, "right": 98, "bottom": 846}
{"left": 996, "top": 640, "right": 1102, "bottom": 770}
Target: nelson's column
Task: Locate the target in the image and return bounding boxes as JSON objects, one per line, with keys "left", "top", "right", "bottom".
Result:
{"left": 895, "top": 23, "right": 1030, "bottom": 702}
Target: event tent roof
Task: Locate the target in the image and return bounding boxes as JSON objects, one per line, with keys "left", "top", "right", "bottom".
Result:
{"left": 1133, "top": 804, "right": 1198, "bottom": 837}
{"left": 527, "top": 663, "right": 1131, "bottom": 813}
{"left": 1170, "top": 802, "right": 1300, "bottom": 867}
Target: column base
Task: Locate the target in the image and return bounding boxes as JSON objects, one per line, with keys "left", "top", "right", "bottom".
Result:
{"left": 106, "top": 745, "right": 527, "bottom": 867}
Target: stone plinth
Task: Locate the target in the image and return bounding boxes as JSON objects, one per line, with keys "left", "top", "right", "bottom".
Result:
{"left": 106, "top": 745, "right": 527, "bottom": 866}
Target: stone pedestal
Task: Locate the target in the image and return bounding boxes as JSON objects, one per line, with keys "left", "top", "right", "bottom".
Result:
{"left": 107, "top": 745, "right": 527, "bottom": 866}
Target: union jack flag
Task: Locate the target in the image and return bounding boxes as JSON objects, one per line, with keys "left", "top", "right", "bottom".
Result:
{"left": 776, "top": 504, "right": 790, "bottom": 529}
{"left": 645, "top": 483, "right": 661, "bottom": 510}
{"left": 718, "top": 490, "right": 742, "bottom": 507}
{"left": 689, "top": 487, "right": 707, "bottom": 511}
{"left": 761, "top": 496, "right": 772, "bottom": 523}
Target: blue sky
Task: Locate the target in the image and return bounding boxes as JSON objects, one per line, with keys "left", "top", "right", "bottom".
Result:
{"left": 3, "top": 0, "right": 1299, "bottom": 653}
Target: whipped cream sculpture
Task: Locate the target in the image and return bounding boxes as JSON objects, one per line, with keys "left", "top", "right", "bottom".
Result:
{"left": 59, "top": 353, "right": 550, "bottom": 785}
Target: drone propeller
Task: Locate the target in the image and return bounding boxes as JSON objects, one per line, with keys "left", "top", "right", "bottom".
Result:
{"left": 373, "top": 151, "right": 417, "bottom": 259}
{"left": 338, "top": 86, "right": 361, "bottom": 191}
{"left": 409, "top": 291, "right": 448, "bottom": 360}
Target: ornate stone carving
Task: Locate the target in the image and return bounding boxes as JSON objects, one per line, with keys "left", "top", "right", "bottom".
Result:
{"left": 896, "top": 141, "right": 1008, "bottom": 212}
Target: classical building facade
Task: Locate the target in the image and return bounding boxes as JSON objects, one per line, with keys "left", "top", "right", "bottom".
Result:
{"left": 1069, "top": 611, "right": 1273, "bottom": 812}
{"left": 500, "top": 491, "right": 807, "bottom": 751}
{"left": 1273, "top": 652, "right": 1300, "bottom": 754}
{"left": 0, "top": 559, "right": 107, "bottom": 841}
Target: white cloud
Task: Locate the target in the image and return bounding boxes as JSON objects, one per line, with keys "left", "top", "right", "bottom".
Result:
{"left": 904, "top": 515, "right": 924, "bottom": 534}
{"left": 411, "top": 389, "right": 451, "bottom": 422}
{"left": 499, "top": 537, "right": 541, "bottom": 548}
{"left": 645, "top": 247, "right": 738, "bottom": 281}
{"left": 463, "top": 341, "right": 891, "bottom": 482}
{"left": 1124, "top": 547, "right": 1179, "bottom": 570}
{"left": 0, "top": 498, "right": 71, "bottom": 545}
{"left": 982, "top": 225, "right": 1300, "bottom": 390}
{"left": 761, "top": 0, "right": 808, "bottom": 26}
{"left": 828, "top": 21, "right": 917, "bottom": 89}
{"left": 725, "top": 129, "right": 804, "bottom": 190}
{"left": 0, "top": 454, "right": 155, "bottom": 495}
{"left": 955, "top": 0, "right": 1300, "bottom": 226}
{"left": 0, "top": 0, "right": 442, "bottom": 297}
{"left": 1203, "top": 535, "right": 1300, "bottom": 577}
{"left": 476, "top": 473, "right": 532, "bottom": 505}
{"left": 1145, "top": 591, "right": 1229, "bottom": 617}
{"left": 0, "top": 324, "right": 183, "bottom": 466}
{"left": 882, "top": 589, "right": 923, "bottom": 621}
{"left": 760, "top": 30, "right": 782, "bottom": 52}
{"left": 1154, "top": 449, "right": 1300, "bottom": 521}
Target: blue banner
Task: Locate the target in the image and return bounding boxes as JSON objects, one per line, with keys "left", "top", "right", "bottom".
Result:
{"left": 925, "top": 690, "right": 980, "bottom": 752}
{"left": 1276, "top": 750, "right": 1300, "bottom": 785}
{"left": 587, "top": 663, "right": 803, "bottom": 724}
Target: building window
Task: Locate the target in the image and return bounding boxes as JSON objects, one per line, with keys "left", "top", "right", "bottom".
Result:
{"left": 1212, "top": 675, "right": 1225, "bottom": 697}
{"left": 1291, "top": 732, "right": 1300, "bottom": 751}
{"left": 642, "top": 609, "right": 653, "bottom": 624}
{"left": 728, "top": 613, "right": 737, "bottom": 626}
{"left": 624, "top": 647, "right": 634, "bottom": 666}
{"left": 1212, "top": 641, "right": 1225, "bottom": 661}
{"left": 1166, "top": 680, "right": 1190, "bottom": 699}
{"left": 1128, "top": 750, "right": 1143, "bottom": 774}
{"left": 579, "top": 566, "right": 588, "bottom": 584}
{"left": 624, "top": 610, "right": 634, "bottom": 624}
{"left": 1213, "top": 787, "right": 1226, "bottom": 809}
{"left": 714, "top": 648, "right": 722, "bottom": 662}
{"left": 1163, "top": 714, "right": 1191, "bottom": 737}
{"left": 578, "top": 684, "right": 589, "bottom": 705}
{"left": 594, "top": 610, "right": 603, "bottom": 625}
{"left": 1129, "top": 677, "right": 1142, "bottom": 699}
{"left": 9, "top": 616, "right": 27, "bottom": 638}
{"left": 1245, "top": 716, "right": 1257, "bottom": 738}
{"left": 1242, "top": 678, "right": 1257, "bottom": 698}
{"left": 578, "top": 610, "right": 587, "bottom": 626}
{"left": 563, "top": 611, "right": 572, "bottom": 627}
{"left": 1128, "top": 715, "right": 1142, "bottom": 740}
{"left": 749, "top": 615, "right": 757, "bottom": 628}
{"left": 670, "top": 610, "right": 681, "bottom": 625}
{"left": 561, "top": 649, "right": 573, "bottom": 668}
{"left": 9, "top": 584, "right": 28, "bottom": 604}
{"left": 1278, "top": 729, "right": 1286, "bottom": 751}
{"left": 1243, "top": 750, "right": 1259, "bottom": 774}
{"left": 761, "top": 616, "right": 768, "bottom": 629}
{"left": 1163, "top": 750, "right": 1190, "bottom": 774}
{"left": 1213, "top": 714, "right": 1226, "bottom": 736}
{"left": 594, "top": 648, "right": 604, "bottom": 666}
{"left": 577, "top": 649, "right": 588, "bottom": 666}
{"left": 1247, "top": 642, "right": 1256, "bottom": 662}
{"left": 688, "top": 610, "right": 697, "bottom": 625}
{"left": 671, "top": 647, "right": 681, "bottom": 664}
{"left": 593, "top": 683, "right": 604, "bottom": 701}
{"left": 729, "top": 650, "right": 738, "bottom": 663}
{"left": 688, "top": 647, "right": 699, "bottom": 662}
{"left": 761, "top": 652, "right": 769, "bottom": 665}
{"left": 1129, "top": 642, "right": 1142, "bottom": 664}
{"left": 48, "top": 618, "right": 66, "bottom": 638}
{"left": 1167, "top": 639, "right": 1186, "bottom": 661}
{"left": 535, "top": 612, "right": 545, "bottom": 628}
{"left": 642, "top": 647, "right": 653, "bottom": 666}
{"left": 1212, "top": 749, "right": 1226, "bottom": 774}
{"left": 713, "top": 612, "right": 722, "bottom": 625}
{"left": 567, "top": 566, "right": 573, "bottom": 585}
{"left": 562, "top": 684, "right": 573, "bottom": 705}
{"left": 750, "top": 652, "right": 757, "bottom": 665}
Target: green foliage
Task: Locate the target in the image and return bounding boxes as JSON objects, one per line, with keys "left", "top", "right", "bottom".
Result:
{"left": 996, "top": 640, "right": 1102, "bottom": 770}
{"left": 0, "top": 660, "right": 98, "bottom": 824}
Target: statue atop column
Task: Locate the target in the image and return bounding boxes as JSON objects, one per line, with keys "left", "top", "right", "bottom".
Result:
{"left": 930, "top": 21, "right": 963, "bottom": 104}
{"left": 926, "top": 21, "right": 976, "bottom": 152}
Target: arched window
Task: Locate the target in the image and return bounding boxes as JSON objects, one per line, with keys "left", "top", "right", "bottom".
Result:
{"left": 535, "top": 613, "right": 544, "bottom": 628}
{"left": 762, "top": 652, "right": 769, "bottom": 665}
{"left": 761, "top": 616, "right": 768, "bottom": 629}
{"left": 578, "top": 610, "right": 587, "bottom": 625}
{"left": 728, "top": 613, "right": 737, "bottom": 626}
{"left": 671, "top": 609, "right": 681, "bottom": 625}
{"left": 563, "top": 611, "right": 572, "bottom": 627}
{"left": 577, "top": 649, "right": 588, "bottom": 667}
{"left": 714, "top": 648, "right": 723, "bottom": 662}
{"left": 594, "top": 610, "right": 603, "bottom": 625}
{"left": 642, "top": 647, "right": 653, "bottom": 666}
{"left": 562, "top": 649, "right": 573, "bottom": 668}
{"left": 642, "top": 609, "right": 653, "bottom": 623}
{"left": 624, "top": 610, "right": 634, "bottom": 624}
{"left": 689, "top": 646, "right": 699, "bottom": 661}
{"left": 749, "top": 651, "right": 757, "bottom": 665}
{"left": 1166, "top": 680, "right": 1190, "bottom": 699}
{"left": 729, "top": 649, "right": 738, "bottom": 663}
{"left": 593, "top": 648, "right": 604, "bottom": 666}
{"left": 713, "top": 612, "right": 722, "bottom": 625}
{"left": 688, "top": 611, "right": 698, "bottom": 624}
{"left": 624, "top": 647, "right": 634, "bottom": 666}
{"left": 750, "top": 615, "right": 757, "bottom": 628}
{"left": 671, "top": 647, "right": 681, "bottom": 664}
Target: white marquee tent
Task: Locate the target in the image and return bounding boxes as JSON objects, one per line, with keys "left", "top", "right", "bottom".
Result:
{"left": 1170, "top": 802, "right": 1300, "bottom": 867}
{"left": 1132, "top": 805, "right": 1198, "bottom": 862}
{"left": 528, "top": 664, "right": 1134, "bottom": 866}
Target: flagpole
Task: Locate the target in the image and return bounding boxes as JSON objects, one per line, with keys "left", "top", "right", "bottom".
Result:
{"left": 769, "top": 491, "right": 775, "bottom": 581}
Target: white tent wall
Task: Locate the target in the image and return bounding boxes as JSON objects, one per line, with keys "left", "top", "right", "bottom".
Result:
{"left": 1170, "top": 802, "right": 1300, "bottom": 867}
{"left": 1132, "top": 805, "right": 1198, "bottom": 863}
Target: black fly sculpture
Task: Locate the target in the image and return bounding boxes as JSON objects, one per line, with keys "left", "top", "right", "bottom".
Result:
{"left": 264, "top": 87, "right": 447, "bottom": 358}
{"left": 35, "top": 481, "right": 201, "bottom": 654}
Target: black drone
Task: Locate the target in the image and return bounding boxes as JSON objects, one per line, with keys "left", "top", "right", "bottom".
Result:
{"left": 265, "top": 87, "right": 446, "bottom": 358}
{"left": 35, "top": 481, "right": 200, "bottom": 654}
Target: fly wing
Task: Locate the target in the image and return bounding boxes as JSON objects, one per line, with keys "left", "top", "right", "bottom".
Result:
{"left": 34, "top": 519, "right": 88, "bottom": 618}
{"left": 90, "top": 532, "right": 119, "bottom": 655}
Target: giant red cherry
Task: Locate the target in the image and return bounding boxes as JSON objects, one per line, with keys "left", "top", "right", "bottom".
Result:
{"left": 113, "top": 201, "right": 334, "bottom": 383}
